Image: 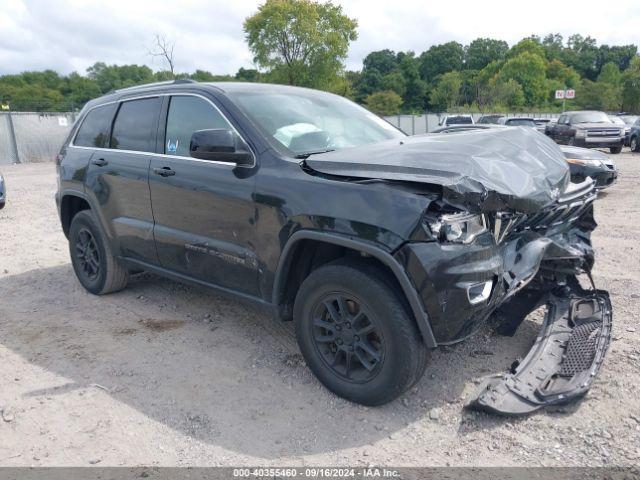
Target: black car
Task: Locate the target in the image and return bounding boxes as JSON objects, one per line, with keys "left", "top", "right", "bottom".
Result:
{"left": 546, "top": 110, "right": 625, "bottom": 154}
{"left": 561, "top": 146, "right": 618, "bottom": 189}
{"left": 56, "top": 81, "right": 612, "bottom": 414}
{"left": 0, "top": 172, "right": 5, "bottom": 209}
{"left": 629, "top": 117, "right": 640, "bottom": 152}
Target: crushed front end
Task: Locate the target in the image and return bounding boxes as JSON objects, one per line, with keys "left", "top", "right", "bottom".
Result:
{"left": 397, "top": 177, "right": 612, "bottom": 415}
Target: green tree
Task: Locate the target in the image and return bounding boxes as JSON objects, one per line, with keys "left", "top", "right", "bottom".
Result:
{"left": 508, "top": 38, "right": 546, "bottom": 59}
{"left": 243, "top": 0, "right": 357, "bottom": 88}
{"left": 497, "top": 52, "right": 547, "bottom": 106}
{"left": 465, "top": 38, "right": 508, "bottom": 70}
{"left": 419, "top": 41, "right": 464, "bottom": 83}
{"left": 622, "top": 57, "right": 640, "bottom": 113}
{"left": 235, "top": 68, "right": 261, "bottom": 82}
{"left": 381, "top": 71, "right": 406, "bottom": 97}
{"left": 429, "top": 71, "right": 462, "bottom": 111}
{"left": 597, "top": 62, "right": 622, "bottom": 86}
{"left": 576, "top": 79, "right": 622, "bottom": 111}
{"left": 362, "top": 49, "right": 398, "bottom": 76}
{"left": 363, "top": 90, "right": 402, "bottom": 115}
{"left": 354, "top": 67, "right": 383, "bottom": 102}
{"left": 397, "top": 52, "right": 427, "bottom": 111}
{"left": 546, "top": 59, "right": 580, "bottom": 88}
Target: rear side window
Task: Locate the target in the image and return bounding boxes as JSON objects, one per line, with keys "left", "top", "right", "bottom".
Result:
{"left": 164, "top": 96, "right": 231, "bottom": 157}
{"left": 74, "top": 104, "right": 116, "bottom": 148}
{"left": 110, "top": 98, "right": 161, "bottom": 152}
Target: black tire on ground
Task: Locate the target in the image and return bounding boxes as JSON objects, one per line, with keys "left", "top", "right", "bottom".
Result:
{"left": 68, "top": 210, "right": 129, "bottom": 295}
{"left": 610, "top": 145, "right": 623, "bottom": 154}
{"left": 567, "top": 137, "right": 575, "bottom": 146}
{"left": 293, "top": 258, "right": 428, "bottom": 406}
{"left": 631, "top": 136, "right": 639, "bottom": 152}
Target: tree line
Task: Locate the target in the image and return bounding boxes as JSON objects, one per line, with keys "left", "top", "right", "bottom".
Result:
{"left": 1, "top": 0, "right": 639, "bottom": 115}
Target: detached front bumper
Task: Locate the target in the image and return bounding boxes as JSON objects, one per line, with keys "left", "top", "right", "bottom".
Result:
{"left": 467, "top": 284, "right": 612, "bottom": 415}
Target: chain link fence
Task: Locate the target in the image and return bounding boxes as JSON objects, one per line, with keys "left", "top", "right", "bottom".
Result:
{"left": 0, "top": 112, "right": 76, "bottom": 164}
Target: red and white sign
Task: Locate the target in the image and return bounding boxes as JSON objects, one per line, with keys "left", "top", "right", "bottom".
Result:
{"left": 565, "top": 89, "right": 576, "bottom": 99}
{"left": 555, "top": 90, "right": 565, "bottom": 99}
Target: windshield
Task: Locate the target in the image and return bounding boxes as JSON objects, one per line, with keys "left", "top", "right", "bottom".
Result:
{"left": 506, "top": 118, "right": 536, "bottom": 126}
{"left": 570, "top": 112, "right": 611, "bottom": 124}
{"left": 227, "top": 89, "right": 405, "bottom": 156}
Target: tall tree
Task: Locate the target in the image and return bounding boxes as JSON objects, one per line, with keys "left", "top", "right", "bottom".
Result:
{"left": 429, "top": 71, "right": 462, "bottom": 111}
{"left": 465, "top": 38, "right": 509, "bottom": 70}
{"left": 362, "top": 49, "right": 398, "bottom": 76}
{"left": 622, "top": 57, "right": 640, "bottom": 113}
{"left": 243, "top": 0, "right": 357, "bottom": 88}
{"left": 497, "top": 52, "right": 547, "bottom": 106}
{"left": 418, "top": 41, "right": 464, "bottom": 84}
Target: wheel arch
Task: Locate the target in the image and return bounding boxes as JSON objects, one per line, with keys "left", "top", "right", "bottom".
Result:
{"left": 272, "top": 230, "right": 438, "bottom": 348}
{"left": 60, "top": 191, "right": 92, "bottom": 238}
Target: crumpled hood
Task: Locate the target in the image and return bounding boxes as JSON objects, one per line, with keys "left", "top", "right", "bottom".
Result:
{"left": 305, "top": 127, "right": 570, "bottom": 214}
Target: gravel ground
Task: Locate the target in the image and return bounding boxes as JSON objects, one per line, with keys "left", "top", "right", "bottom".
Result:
{"left": 1, "top": 152, "right": 639, "bottom": 467}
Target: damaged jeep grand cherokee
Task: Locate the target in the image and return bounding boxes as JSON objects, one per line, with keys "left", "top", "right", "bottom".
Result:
{"left": 56, "top": 81, "right": 611, "bottom": 414}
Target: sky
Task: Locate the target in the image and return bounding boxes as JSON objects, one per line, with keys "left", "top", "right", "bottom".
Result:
{"left": 1, "top": 0, "right": 639, "bottom": 76}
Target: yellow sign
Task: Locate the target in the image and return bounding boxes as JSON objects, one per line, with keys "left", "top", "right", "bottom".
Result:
{"left": 0, "top": 104, "right": 9, "bottom": 110}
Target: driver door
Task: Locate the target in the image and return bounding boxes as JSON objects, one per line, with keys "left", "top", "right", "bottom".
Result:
{"left": 148, "top": 94, "right": 259, "bottom": 296}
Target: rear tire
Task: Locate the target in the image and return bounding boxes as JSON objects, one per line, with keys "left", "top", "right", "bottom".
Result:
{"left": 610, "top": 145, "right": 622, "bottom": 154}
{"left": 293, "top": 259, "right": 428, "bottom": 406}
{"left": 69, "top": 210, "right": 129, "bottom": 295}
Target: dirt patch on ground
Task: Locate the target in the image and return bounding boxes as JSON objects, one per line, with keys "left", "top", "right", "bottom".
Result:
{"left": 1, "top": 155, "right": 640, "bottom": 467}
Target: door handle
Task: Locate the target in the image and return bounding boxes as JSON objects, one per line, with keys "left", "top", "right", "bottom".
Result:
{"left": 153, "top": 167, "right": 176, "bottom": 177}
{"left": 92, "top": 158, "right": 108, "bottom": 167}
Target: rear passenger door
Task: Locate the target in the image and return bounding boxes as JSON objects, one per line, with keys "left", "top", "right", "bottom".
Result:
{"left": 84, "top": 97, "right": 161, "bottom": 264}
{"left": 148, "top": 94, "right": 259, "bottom": 296}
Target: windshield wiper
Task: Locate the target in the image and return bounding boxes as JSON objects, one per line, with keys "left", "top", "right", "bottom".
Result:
{"left": 294, "top": 149, "right": 336, "bottom": 159}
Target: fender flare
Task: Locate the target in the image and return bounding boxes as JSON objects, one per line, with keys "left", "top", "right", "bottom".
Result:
{"left": 58, "top": 189, "right": 113, "bottom": 242}
{"left": 272, "top": 230, "right": 438, "bottom": 348}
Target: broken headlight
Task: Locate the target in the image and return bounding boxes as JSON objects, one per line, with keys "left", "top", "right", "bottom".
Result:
{"left": 426, "top": 212, "right": 488, "bottom": 244}
{"left": 566, "top": 158, "right": 604, "bottom": 167}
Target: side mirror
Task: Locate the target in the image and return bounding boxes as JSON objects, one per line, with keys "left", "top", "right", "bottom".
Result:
{"left": 189, "top": 129, "right": 253, "bottom": 166}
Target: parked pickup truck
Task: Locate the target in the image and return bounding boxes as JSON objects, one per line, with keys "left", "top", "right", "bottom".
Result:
{"left": 546, "top": 110, "right": 625, "bottom": 154}
{"left": 56, "top": 81, "right": 612, "bottom": 414}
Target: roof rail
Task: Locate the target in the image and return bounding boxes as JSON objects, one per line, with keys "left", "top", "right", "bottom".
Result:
{"left": 111, "top": 78, "right": 198, "bottom": 94}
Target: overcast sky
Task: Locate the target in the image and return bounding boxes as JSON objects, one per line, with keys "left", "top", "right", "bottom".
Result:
{"left": 1, "top": 0, "right": 639, "bottom": 76}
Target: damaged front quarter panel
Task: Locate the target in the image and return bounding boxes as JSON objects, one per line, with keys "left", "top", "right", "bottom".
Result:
{"left": 305, "top": 128, "right": 611, "bottom": 416}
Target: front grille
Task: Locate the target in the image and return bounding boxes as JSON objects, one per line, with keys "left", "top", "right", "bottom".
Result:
{"left": 491, "top": 179, "right": 597, "bottom": 243}
{"left": 586, "top": 128, "right": 620, "bottom": 138}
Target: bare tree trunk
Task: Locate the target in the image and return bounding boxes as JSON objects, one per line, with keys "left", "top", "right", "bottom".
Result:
{"left": 149, "top": 34, "right": 176, "bottom": 77}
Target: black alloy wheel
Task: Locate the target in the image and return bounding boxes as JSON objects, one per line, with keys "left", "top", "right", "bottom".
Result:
{"left": 311, "top": 293, "right": 384, "bottom": 383}
{"left": 74, "top": 227, "right": 101, "bottom": 281}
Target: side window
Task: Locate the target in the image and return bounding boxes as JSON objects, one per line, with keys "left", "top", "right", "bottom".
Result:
{"left": 110, "top": 97, "right": 161, "bottom": 152}
{"left": 74, "top": 104, "right": 116, "bottom": 148}
{"left": 557, "top": 115, "right": 566, "bottom": 125}
{"left": 165, "top": 96, "right": 232, "bottom": 157}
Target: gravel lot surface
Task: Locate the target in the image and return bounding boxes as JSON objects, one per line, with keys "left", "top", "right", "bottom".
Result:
{"left": 1, "top": 152, "right": 639, "bottom": 467}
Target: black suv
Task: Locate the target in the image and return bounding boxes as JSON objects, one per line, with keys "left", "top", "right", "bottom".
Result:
{"left": 546, "top": 110, "right": 625, "bottom": 154}
{"left": 56, "top": 81, "right": 612, "bottom": 413}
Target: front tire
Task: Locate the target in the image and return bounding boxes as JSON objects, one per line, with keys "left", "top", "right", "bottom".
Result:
{"left": 294, "top": 259, "right": 428, "bottom": 406}
{"left": 631, "top": 136, "right": 639, "bottom": 152}
{"left": 69, "top": 210, "right": 129, "bottom": 295}
{"left": 610, "top": 145, "right": 622, "bottom": 154}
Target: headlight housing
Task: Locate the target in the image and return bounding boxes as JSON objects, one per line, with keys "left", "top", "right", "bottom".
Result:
{"left": 566, "top": 158, "right": 604, "bottom": 167}
{"left": 426, "top": 212, "right": 488, "bottom": 244}
{"left": 575, "top": 129, "right": 586, "bottom": 138}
